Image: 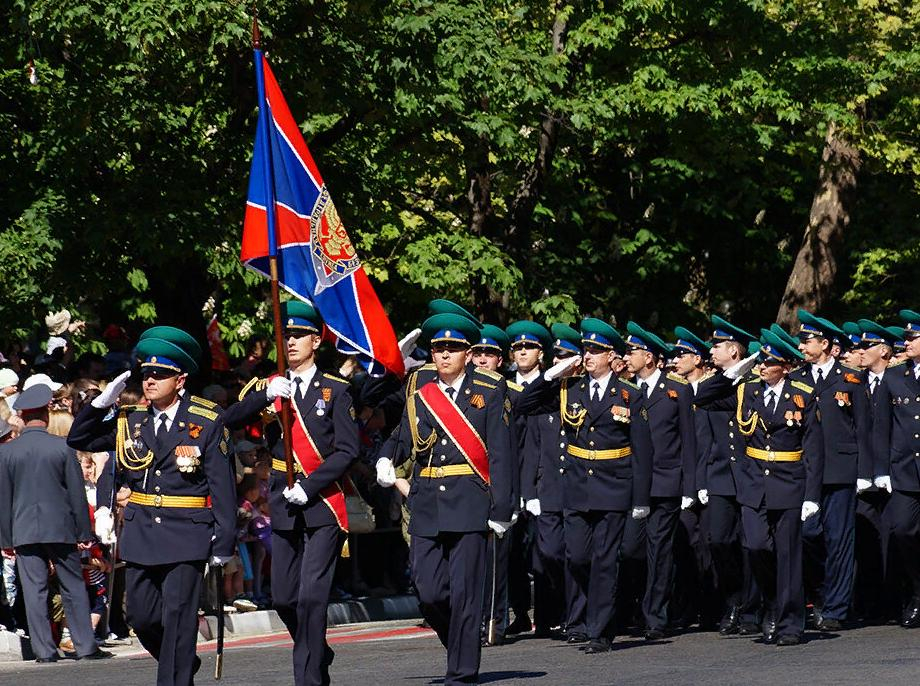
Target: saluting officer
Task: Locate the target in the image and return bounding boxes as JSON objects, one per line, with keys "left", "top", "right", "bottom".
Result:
{"left": 695, "top": 330, "right": 824, "bottom": 645}
{"left": 68, "top": 326, "right": 236, "bottom": 685}
{"left": 872, "top": 309, "right": 920, "bottom": 628}
{"left": 519, "top": 318, "right": 652, "bottom": 654}
{"left": 0, "top": 384, "right": 111, "bottom": 663}
{"left": 794, "top": 310, "right": 872, "bottom": 630}
{"left": 375, "top": 313, "right": 514, "bottom": 686}
{"left": 620, "top": 322, "right": 697, "bottom": 640}
{"left": 233, "top": 301, "right": 359, "bottom": 686}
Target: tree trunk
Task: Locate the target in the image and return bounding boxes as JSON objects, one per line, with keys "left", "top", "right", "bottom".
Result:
{"left": 775, "top": 123, "right": 860, "bottom": 328}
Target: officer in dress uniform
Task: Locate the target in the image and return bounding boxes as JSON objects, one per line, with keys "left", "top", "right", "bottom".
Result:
{"left": 794, "top": 310, "right": 872, "bottom": 631}
{"left": 872, "top": 309, "right": 920, "bottom": 628}
{"left": 619, "top": 322, "right": 697, "bottom": 640}
{"left": 375, "top": 313, "right": 514, "bottom": 686}
{"left": 518, "top": 318, "right": 652, "bottom": 654}
{"left": 695, "top": 316, "right": 763, "bottom": 636}
{"left": 470, "top": 323, "right": 522, "bottom": 646}
{"left": 0, "top": 384, "right": 111, "bottom": 663}
{"left": 68, "top": 326, "right": 236, "bottom": 685}
{"left": 232, "top": 301, "right": 359, "bottom": 686}
{"left": 695, "top": 330, "right": 824, "bottom": 645}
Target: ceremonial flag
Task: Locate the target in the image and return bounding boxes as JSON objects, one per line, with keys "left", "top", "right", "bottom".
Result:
{"left": 241, "top": 49, "right": 404, "bottom": 377}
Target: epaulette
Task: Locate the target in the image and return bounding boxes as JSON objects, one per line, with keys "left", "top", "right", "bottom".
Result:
{"left": 474, "top": 367, "right": 504, "bottom": 381}
{"left": 238, "top": 376, "right": 269, "bottom": 401}
{"left": 474, "top": 379, "right": 498, "bottom": 390}
{"left": 667, "top": 372, "right": 688, "bottom": 385}
{"left": 322, "top": 372, "right": 349, "bottom": 385}
{"left": 190, "top": 395, "right": 218, "bottom": 409}
{"left": 188, "top": 405, "right": 218, "bottom": 421}
{"left": 418, "top": 363, "right": 436, "bottom": 372}
{"left": 890, "top": 359, "right": 908, "bottom": 368}
{"left": 506, "top": 381, "right": 524, "bottom": 393}
{"left": 619, "top": 377, "right": 639, "bottom": 390}
{"left": 790, "top": 380, "right": 814, "bottom": 394}
{"left": 119, "top": 404, "right": 144, "bottom": 414}
{"left": 699, "top": 370, "right": 716, "bottom": 382}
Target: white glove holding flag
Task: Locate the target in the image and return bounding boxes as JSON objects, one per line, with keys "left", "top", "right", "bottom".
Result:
{"left": 282, "top": 482, "right": 309, "bottom": 506}
{"left": 801, "top": 501, "right": 820, "bottom": 522}
{"left": 545, "top": 355, "right": 582, "bottom": 381}
{"left": 266, "top": 376, "right": 293, "bottom": 401}
{"left": 94, "top": 507, "right": 117, "bottom": 545}
{"left": 91, "top": 370, "right": 132, "bottom": 409}
{"left": 376, "top": 458, "right": 397, "bottom": 487}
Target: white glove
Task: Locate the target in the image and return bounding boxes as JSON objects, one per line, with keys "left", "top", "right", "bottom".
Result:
{"left": 856, "top": 478, "right": 873, "bottom": 494}
{"left": 399, "top": 328, "right": 423, "bottom": 358}
{"left": 697, "top": 489, "right": 709, "bottom": 505}
{"left": 266, "top": 376, "right": 293, "bottom": 401}
{"left": 282, "top": 482, "right": 308, "bottom": 506}
{"left": 874, "top": 475, "right": 892, "bottom": 493}
{"left": 801, "top": 501, "right": 820, "bottom": 522}
{"left": 94, "top": 507, "right": 116, "bottom": 544}
{"left": 376, "top": 458, "right": 397, "bottom": 487}
{"left": 544, "top": 355, "right": 582, "bottom": 381}
{"left": 209, "top": 555, "right": 234, "bottom": 567}
{"left": 91, "top": 370, "right": 131, "bottom": 409}
{"left": 724, "top": 352, "right": 760, "bottom": 381}
{"left": 681, "top": 496, "right": 694, "bottom": 510}
{"left": 631, "top": 506, "right": 650, "bottom": 520}
{"left": 525, "top": 499, "right": 541, "bottom": 516}
{"left": 488, "top": 520, "right": 513, "bottom": 537}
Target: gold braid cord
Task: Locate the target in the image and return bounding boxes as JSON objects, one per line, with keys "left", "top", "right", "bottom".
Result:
{"left": 560, "top": 381, "right": 587, "bottom": 430}
{"left": 406, "top": 372, "right": 436, "bottom": 456}
{"left": 736, "top": 383, "right": 758, "bottom": 437}
{"left": 116, "top": 410, "right": 154, "bottom": 471}
{"left": 238, "top": 376, "right": 269, "bottom": 402}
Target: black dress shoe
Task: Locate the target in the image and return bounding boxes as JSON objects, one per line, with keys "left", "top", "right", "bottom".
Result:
{"left": 738, "top": 621, "right": 761, "bottom": 636}
{"left": 506, "top": 615, "right": 533, "bottom": 636}
{"left": 644, "top": 628, "right": 666, "bottom": 641}
{"left": 761, "top": 616, "right": 777, "bottom": 644}
{"left": 534, "top": 626, "right": 562, "bottom": 639}
{"left": 35, "top": 655, "right": 59, "bottom": 663}
{"left": 901, "top": 602, "right": 920, "bottom": 628}
{"left": 816, "top": 617, "right": 843, "bottom": 631}
{"left": 566, "top": 631, "right": 589, "bottom": 644}
{"left": 79, "top": 649, "right": 114, "bottom": 660}
{"left": 777, "top": 633, "right": 802, "bottom": 646}
{"left": 718, "top": 606, "right": 741, "bottom": 636}
{"left": 583, "top": 638, "right": 612, "bottom": 654}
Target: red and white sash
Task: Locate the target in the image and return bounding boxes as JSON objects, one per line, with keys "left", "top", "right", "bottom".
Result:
{"left": 417, "top": 382, "right": 490, "bottom": 484}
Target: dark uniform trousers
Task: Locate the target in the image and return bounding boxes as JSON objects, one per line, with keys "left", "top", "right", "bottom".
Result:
{"left": 533, "top": 511, "right": 568, "bottom": 631}
{"left": 796, "top": 363, "right": 871, "bottom": 621}
{"left": 854, "top": 489, "right": 896, "bottom": 620}
{"left": 382, "top": 365, "right": 514, "bottom": 686}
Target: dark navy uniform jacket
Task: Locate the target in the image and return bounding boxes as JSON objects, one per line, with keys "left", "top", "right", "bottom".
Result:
{"left": 381, "top": 365, "right": 514, "bottom": 537}
{"left": 237, "top": 371, "right": 359, "bottom": 531}
{"left": 638, "top": 372, "right": 697, "bottom": 499}
{"left": 791, "top": 361, "right": 872, "bottom": 483}
{"left": 520, "top": 411, "right": 566, "bottom": 512}
{"left": 874, "top": 362, "right": 920, "bottom": 492}
{"left": 695, "top": 373, "right": 824, "bottom": 509}
{"left": 0, "top": 427, "right": 92, "bottom": 548}
{"left": 860, "top": 368, "right": 888, "bottom": 479}
{"left": 505, "top": 380, "right": 528, "bottom": 507}
{"left": 68, "top": 395, "right": 236, "bottom": 565}
{"left": 518, "top": 373, "right": 652, "bottom": 512}
{"left": 691, "top": 382, "right": 715, "bottom": 498}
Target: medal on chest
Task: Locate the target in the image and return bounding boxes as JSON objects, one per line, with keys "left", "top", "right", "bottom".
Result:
{"left": 175, "top": 445, "right": 202, "bottom": 473}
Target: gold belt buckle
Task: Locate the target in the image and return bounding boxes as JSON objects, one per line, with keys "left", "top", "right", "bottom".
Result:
{"left": 435, "top": 467, "right": 444, "bottom": 478}
{"left": 153, "top": 494, "right": 163, "bottom": 507}
{"left": 587, "top": 449, "right": 596, "bottom": 460}
{"left": 768, "top": 451, "right": 776, "bottom": 461}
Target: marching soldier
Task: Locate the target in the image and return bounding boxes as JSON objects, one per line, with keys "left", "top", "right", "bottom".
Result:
{"left": 68, "top": 326, "right": 236, "bottom": 684}
{"left": 695, "top": 329, "right": 824, "bottom": 645}
{"left": 696, "top": 316, "right": 762, "bottom": 636}
{"left": 519, "top": 318, "right": 652, "bottom": 654}
{"left": 375, "top": 313, "right": 514, "bottom": 686}
{"left": 621, "top": 322, "right": 697, "bottom": 640}
{"left": 795, "top": 310, "right": 872, "bottom": 630}
{"left": 521, "top": 323, "right": 583, "bottom": 639}
{"left": 231, "top": 301, "right": 359, "bottom": 686}
{"left": 0, "top": 384, "right": 112, "bottom": 663}
{"left": 872, "top": 309, "right": 920, "bottom": 628}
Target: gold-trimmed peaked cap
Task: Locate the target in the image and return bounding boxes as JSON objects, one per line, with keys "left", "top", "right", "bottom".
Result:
{"left": 137, "top": 326, "right": 202, "bottom": 375}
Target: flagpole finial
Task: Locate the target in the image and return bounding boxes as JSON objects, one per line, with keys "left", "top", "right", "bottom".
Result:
{"left": 251, "top": 6, "right": 262, "bottom": 49}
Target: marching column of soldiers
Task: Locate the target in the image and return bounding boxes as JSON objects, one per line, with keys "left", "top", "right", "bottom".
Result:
{"left": 7, "top": 299, "right": 917, "bottom": 684}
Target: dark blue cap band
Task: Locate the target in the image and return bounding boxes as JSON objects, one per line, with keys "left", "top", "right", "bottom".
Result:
{"left": 142, "top": 355, "right": 183, "bottom": 373}
{"left": 625, "top": 334, "right": 649, "bottom": 351}
{"left": 556, "top": 338, "right": 581, "bottom": 353}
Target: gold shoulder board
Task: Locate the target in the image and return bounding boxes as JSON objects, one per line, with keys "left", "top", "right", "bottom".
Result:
{"left": 188, "top": 405, "right": 218, "bottom": 421}
{"left": 190, "top": 395, "right": 218, "bottom": 409}
{"left": 667, "top": 372, "right": 688, "bottom": 385}
{"left": 474, "top": 368, "right": 504, "bottom": 381}
{"left": 322, "top": 372, "right": 349, "bottom": 384}
{"left": 473, "top": 379, "right": 498, "bottom": 390}
{"left": 506, "top": 381, "right": 524, "bottom": 392}
{"left": 619, "top": 377, "right": 639, "bottom": 390}
{"left": 790, "top": 380, "right": 814, "bottom": 394}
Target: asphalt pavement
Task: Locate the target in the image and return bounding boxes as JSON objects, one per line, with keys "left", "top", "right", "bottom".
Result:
{"left": 1, "top": 621, "right": 919, "bottom": 685}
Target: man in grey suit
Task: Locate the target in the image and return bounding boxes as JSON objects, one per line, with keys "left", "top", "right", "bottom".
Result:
{"left": 0, "top": 384, "right": 111, "bottom": 662}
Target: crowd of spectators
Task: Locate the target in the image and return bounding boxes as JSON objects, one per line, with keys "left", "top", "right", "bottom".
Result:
{"left": 0, "top": 311, "right": 412, "bottom": 655}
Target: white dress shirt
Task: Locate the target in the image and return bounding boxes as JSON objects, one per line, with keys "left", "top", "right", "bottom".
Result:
{"left": 638, "top": 368, "right": 662, "bottom": 398}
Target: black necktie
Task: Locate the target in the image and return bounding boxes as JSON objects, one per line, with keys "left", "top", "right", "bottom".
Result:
{"left": 592, "top": 381, "right": 601, "bottom": 403}
{"left": 445, "top": 386, "right": 456, "bottom": 401}
{"left": 870, "top": 377, "right": 879, "bottom": 395}
{"left": 765, "top": 390, "right": 777, "bottom": 415}
{"left": 156, "top": 414, "right": 168, "bottom": 441}
{"left": 816, "top": 367, "right": 825, "bottom": 384}
{"left": 293, "top": 377, "right": 304, "bottom": 402}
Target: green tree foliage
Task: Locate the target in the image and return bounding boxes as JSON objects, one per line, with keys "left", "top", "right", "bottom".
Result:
{"left": 1, "top": 1, "right": 918, "bottom": 355}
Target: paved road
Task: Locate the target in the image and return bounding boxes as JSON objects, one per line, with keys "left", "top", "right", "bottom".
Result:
{"left": 2, "top": 621, "right": 920, "bottom": 685}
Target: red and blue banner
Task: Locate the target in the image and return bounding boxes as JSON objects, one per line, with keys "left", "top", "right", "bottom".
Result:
{"left": 241, "top": 49, "right": 404, "bottom": 377}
